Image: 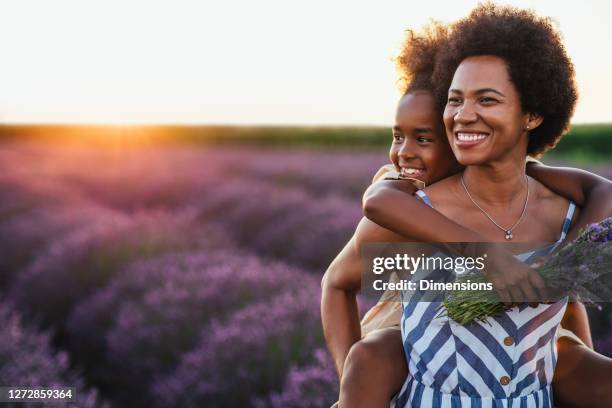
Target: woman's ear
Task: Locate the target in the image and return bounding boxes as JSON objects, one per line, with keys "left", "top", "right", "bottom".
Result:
{"left": 524, "top": 113, "right": 543, "bottom": 131}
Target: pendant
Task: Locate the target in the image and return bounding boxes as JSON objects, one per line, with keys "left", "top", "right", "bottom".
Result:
{"left": 505, "top": 231, "right": 513, "bottom": 240}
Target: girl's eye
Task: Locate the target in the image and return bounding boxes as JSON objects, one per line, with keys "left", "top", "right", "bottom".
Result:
{"left": 393, "top": 133, "right": 404, "bottom": 142}
{"left": 417, "top": 137, "right": 432, "bottom": 143}
{"left": 447, "top": 97, "right": 462, "bottom": 105}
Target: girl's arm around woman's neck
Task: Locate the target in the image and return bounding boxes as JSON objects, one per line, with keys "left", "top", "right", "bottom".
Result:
{"left": 362, "top": 179, "right": 482, "bottom": 242}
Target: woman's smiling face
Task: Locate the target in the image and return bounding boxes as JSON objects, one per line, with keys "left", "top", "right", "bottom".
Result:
{"left": 390, "top": 91, "right": 460, "bottom": 185}
{"left": 443, "top": 55, "right": 533, "bottom": 165}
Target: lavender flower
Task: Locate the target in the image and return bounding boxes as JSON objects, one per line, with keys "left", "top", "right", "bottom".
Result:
{"left": 0, "top": 301, "right": 105, "bottom": 408}
{"left": 252, "top": 348, "right": 338, "bottom": 408}
{"left": 252, "top": 193, "right": 361, "bottom": 269}
{"left": 152, "top": 284, "right": 323, "bottom": 408}
{"left": 10, "top": 209, "right": 230, "bottom": 327}
{"left": 67, "top": 250, "right": 315, "bottom": 405}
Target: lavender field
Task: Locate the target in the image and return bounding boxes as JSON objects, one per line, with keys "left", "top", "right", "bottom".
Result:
{"left": 0, "top": 138, "right": 611, "bottom": 407}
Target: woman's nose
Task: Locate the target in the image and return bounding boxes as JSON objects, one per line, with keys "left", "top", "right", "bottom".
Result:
{"left": 454, "top": 105, "right": 477, "bottom": 123}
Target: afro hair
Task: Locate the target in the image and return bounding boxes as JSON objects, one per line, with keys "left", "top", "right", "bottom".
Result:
{"left": 432, "top": 3, "right": 578, "bottom": 156}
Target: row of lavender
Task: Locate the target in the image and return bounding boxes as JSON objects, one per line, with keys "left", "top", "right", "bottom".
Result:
{"left": 1, "top": 140, "right": 611, "bottom": 406}
{"left": 0, "top": 141, "right": 384, "bottom": 406}
{"left": 1, "top": 219, "right": 337, "bottom": 407}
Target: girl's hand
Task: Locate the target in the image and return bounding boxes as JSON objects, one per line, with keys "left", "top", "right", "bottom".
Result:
{"left": 370, "top": 164, "right": 424, "bottom": 192}
{"left": 380, "top": 178, "right": 421, "bottom": 195}
{"left": 371, "top": 164, "right": 397, "bottom": 184}
{"left": 483, "top": 245, "right": 548, "bottom": 308}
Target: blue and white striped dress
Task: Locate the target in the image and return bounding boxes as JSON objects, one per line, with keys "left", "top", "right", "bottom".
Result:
{"left": 396, "top": 190, "right": 576, "bottom": 407}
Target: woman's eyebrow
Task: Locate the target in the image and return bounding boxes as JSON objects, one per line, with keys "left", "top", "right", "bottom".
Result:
{"left": 475, "top": 88, "right": 505, "bottom": 97}
{"left": 448, "top": 88, "right": 506, "bottom": 97}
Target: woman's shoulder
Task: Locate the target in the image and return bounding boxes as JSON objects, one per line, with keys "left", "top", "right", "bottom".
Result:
{"left": 530, "top": 177, "right": 579, "bottom": 228}
{"left": 531, "top": 177, "right": 571, "bottom": 206}
{"left": 421, "top": 174, "right": 465, "bottom": 209}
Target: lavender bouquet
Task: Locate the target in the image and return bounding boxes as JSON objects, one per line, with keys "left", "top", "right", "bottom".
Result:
{"left": 443, "top": 217, "right": 612, "bottom": 325}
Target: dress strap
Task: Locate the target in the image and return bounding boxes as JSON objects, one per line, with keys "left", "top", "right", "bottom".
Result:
{"left": 545, "top": 201, "right": 576, "bottom": 253}
{"left": 557, "top": 201, "right": 576, "bottom": 243}
{"left": 415, "top": 190, "right": 433, "bottom": 208}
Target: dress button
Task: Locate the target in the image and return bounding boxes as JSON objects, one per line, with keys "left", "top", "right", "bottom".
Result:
{"left": 503, "top": 336, "right": 514, "bottom": 346}
{"left": 500, "top": 376, "right": 511, "bottom": 385}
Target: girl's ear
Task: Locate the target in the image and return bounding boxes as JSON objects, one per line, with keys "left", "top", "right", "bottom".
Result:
{"left": 525, "top": 113, "right": 543, "bottom": 131}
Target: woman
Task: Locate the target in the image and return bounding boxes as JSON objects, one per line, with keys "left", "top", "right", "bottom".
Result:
{"left": 361, "top": 4, "right": 611, "bottom": 406}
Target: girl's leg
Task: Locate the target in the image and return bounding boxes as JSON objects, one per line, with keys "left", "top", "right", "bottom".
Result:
{"left": 553, "top": 337, "right": 612, "bottom": 407}
{"left": 339, "top": 327, "right": 407, "bottom": 408}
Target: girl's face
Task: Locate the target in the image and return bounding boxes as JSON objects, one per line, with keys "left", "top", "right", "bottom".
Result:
{"left": 443, "top": 55, "right": 534, "bottom": 166}
{"left": 390, "top": 91, "right": 461, "bottom": 186}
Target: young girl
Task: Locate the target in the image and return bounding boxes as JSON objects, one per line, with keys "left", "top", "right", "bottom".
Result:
{"left": 321, "top": 12, "right": 612, "bottom": 407}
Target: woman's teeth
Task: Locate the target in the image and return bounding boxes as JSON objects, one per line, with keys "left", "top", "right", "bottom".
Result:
{"left": 457, "top": 132, "right": 488, "bottom": 141}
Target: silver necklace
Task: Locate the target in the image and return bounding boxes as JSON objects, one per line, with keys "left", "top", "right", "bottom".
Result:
{"left": 460, "top": 174, "right": 530, "bottom": 240}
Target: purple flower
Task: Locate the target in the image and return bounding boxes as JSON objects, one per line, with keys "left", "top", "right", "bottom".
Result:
{"left": 252, "top": 348, "right": 338, "bottom": 408}
{"left": 67, "top": 250, "right": 317, "bottom": 406}
{"left": 0, "top": 301, "right": 105, "bottom": 407}
{"left": 10, "top": 209, "right": 231, "bottom": 327}
{"left": 152, "top": 283, "right": 324, "bottom": 407}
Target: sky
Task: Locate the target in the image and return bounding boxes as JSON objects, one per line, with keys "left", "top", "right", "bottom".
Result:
{"left": 0, "top": 0, "right": 610, "bottom": 125}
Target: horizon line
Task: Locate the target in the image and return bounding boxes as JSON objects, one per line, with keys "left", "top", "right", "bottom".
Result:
{"left": 1, "top": 121, "right": 610, "bottom": 128}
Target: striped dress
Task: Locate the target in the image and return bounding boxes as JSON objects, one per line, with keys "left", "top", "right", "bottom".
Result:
{"left": 396, "top": 190, "right": 576, "bottom": 407}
